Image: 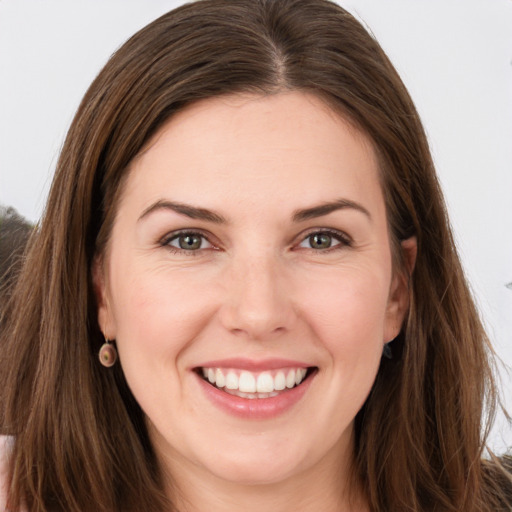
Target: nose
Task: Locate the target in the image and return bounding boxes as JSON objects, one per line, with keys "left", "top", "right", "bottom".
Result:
{"left": 219, "top": 253, "right": 296, "bottom": 341}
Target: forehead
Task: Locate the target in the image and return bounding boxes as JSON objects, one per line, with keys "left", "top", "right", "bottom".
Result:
{"left": 118, "top": 91, "right": 383, "bottom": 222}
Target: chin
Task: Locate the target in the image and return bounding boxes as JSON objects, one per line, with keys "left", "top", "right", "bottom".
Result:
{"left": 197, "top": 438, "right": 309, "bottom": 485}
{"left": 207, "top": 457, "right": 301, "bottom": 486}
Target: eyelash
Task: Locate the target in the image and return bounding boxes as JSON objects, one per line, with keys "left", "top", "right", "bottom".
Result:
{"left": 160, "top": 230, "right": 215, "bottom": 255}
{"left": 297, "top": 228, "right": 352, "bottom": 252}
{"left": 159, "top": 228, "right": 352, "bottom": 255}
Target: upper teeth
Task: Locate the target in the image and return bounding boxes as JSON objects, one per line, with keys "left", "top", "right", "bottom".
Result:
{"left": 201, "top": 367, "right": 308, "bottom": 393}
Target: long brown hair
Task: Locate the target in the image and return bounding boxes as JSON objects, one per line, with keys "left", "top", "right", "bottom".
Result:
{"left": 1, "top": 1, "right": 510, "bottom": 510}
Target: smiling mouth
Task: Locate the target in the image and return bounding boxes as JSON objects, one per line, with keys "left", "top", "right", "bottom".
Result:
{"left": 195, "top": 366, "right": 316, "bottom": 399}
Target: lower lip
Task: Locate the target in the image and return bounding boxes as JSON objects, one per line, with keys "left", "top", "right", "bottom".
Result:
{"left": 195, "top": 370, "right": 316, "bottom": 420}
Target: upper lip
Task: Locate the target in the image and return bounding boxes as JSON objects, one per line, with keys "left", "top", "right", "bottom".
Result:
{"left": 193, "top": 357, "right": 313, "bottom": 372}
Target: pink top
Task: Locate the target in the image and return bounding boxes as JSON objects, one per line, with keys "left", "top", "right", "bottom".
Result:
{"left": 0, "top": 435, "right": 12, "bottom": 510}
{"left": 0, "top": 436, "right": 25, "bottom": 512}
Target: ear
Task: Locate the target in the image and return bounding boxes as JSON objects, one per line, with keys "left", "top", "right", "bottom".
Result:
{"left": 384, "top": 236, "right": 417, "bottom": 342}
{"left": 92, "top": 255, "right": 116, "bottom": 339}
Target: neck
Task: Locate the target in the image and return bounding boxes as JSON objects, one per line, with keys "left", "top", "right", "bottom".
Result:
{"left": 159, "top": 437, "right": 369, "bottom": 512}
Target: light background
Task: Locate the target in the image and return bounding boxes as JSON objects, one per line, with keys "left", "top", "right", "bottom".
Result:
{"left": 0, "top": 0, "right": 511, "bottom": 451}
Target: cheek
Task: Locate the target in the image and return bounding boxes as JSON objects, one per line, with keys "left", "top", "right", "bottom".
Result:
{"left": 297, "top": 267, "right": 390, "bottom": 353}
{"left": 288, "top": 267, "right": 390, "bottom": 447}
{"left": 108, "top": 260, "right": 218, "bottom": 364}
{"left": 107, "top": 264, "right": 221, "bottom": 426}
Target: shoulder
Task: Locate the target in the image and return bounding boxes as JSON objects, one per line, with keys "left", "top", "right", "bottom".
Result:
{"left": 0, "top": 435, "right": 14, "bottom": 511}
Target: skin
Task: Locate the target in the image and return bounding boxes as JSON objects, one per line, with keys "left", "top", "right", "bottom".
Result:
{"left": 95, "top": 91, "right": 416, "bottom": 512}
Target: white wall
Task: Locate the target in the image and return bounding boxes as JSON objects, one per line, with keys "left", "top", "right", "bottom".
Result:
{"left": 0, "top": 0, "right": 511, "bottom": 451}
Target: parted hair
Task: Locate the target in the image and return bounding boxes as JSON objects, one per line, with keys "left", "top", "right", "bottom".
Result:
{"left": 0, "top": 0, "right": 510, "bottom": 511}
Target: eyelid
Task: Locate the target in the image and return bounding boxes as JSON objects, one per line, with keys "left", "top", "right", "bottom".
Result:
{"left": 159, "top": 229, "right": 218, "bottom": 253}
{"left": 157, "top": 227, "right": 352, "bottom": 254}
{"left": 295, "top": 227, "right": 353, "bottom": 250}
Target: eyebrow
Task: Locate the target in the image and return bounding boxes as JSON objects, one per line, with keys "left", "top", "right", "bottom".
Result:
{"left": 292, "top": 198, "right": 371, "bottom": 222}
{"left": 138, "top": 197, "right": 371, "bottom": 224}
{"left": 138, "top": 200, "right": 227, "bottom": 223}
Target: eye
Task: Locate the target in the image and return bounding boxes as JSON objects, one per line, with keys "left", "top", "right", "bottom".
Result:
{"left": 163, "top": 231, "right": 213, "bottom": 252}
{"left": 298, "top": 230, "right": 350, "bottom": 251}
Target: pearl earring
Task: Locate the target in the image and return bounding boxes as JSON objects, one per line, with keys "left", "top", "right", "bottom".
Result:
{"left": 99, "top": 338, "right": 118, "bottom": 367}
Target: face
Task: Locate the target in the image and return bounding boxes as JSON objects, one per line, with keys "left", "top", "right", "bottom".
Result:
{"left": 95, "top": 92, "right": 412, "bottom": 493}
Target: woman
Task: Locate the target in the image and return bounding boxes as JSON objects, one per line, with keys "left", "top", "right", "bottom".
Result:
{"left": 0, "top": 0, "right": 510, "bottom": 510}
